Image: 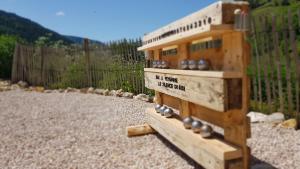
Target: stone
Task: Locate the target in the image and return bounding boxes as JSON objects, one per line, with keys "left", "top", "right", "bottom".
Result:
{"left": 66, "top": 87, "right": 77, "bottom": 93}
{"left": 265, "top": 112, "right": 285, "bottom": 123}
{"left": 17, "top": 81, "right": 28, "bottom": 88}
{"left": 35, "top": 86, "right": 45, "bottom": 93}
{"left": 133, "top": 94, "right": 150, "bottom": 102}
{"left": 280, "top": 119, "right": 297, "bottom": 129}
{"left": 247, "top": 112, "right": 268, "bottom": 123}
{"left": 109, "top": 89, "right": 123, "bottom": 97}
{"left": 58, "top": 89, "right": 65, "bottom": 93}
{"left": 87, "top": 87, "right": 95, "bottom": 94}
{"left": 122, "top": 92, "right": 134, "bottom": 98}
{"left": 80, "top": 88, "right": 88, "bottom": 93}
{"left": 44, "top": 90, "right": 52, "bottom": 93}
{"left": 10, "top": 84, "right": 21, "bottom": 90}
{"left": 95, "top": 89, "right": 109, "bottom": 96}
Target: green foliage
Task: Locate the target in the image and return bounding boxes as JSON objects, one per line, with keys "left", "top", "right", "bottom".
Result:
{"left": 50, "top": 58, "right": 86, "bottom": 89}
{"left": 0, "top": 35, "right": 21, "bottom": 78}
{"left": 35, "top": 33, "right": 67, "bottom": 48}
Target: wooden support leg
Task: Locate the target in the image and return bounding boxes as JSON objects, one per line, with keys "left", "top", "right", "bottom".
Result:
{"left": 224, "top": 123, "right": 250, "bottom": 169}
{"left": 155, "top": 91, "right": 163, "bottom": 105}
{"left": 179, "top": 100, "right": 191, "bottom": 119}
{"left": 126, "top": 124, "right": 156, "bottom": 137}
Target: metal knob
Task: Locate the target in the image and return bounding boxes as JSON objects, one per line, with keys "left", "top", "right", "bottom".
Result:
{"left": 161, "top": 61, "right": 169, "bottom": 69}
{"left": 159, "top": 106, "right": 167, "bottom": 116}
{"left": 200, "top": 124, "right": 214, "bottom": 138}
{"left": 192, "top": 120, "right": 203, "bottom": 133}
{"left": 163, "top": 108, "right": 174, "bottom": 118}
{"left": 183, "top": 117, "right": 194, "bottom": 129}
{"left": 180, "top": 60, "right": 189, "bottom": 70}
{"left": 155, "top": 104, "right": 162, "bottom": 113}
{"left": 188, "top": 60, "right": 198, "bottom": 70}
{"left": 198, "top": 59, "right": 210, "bottom": 70}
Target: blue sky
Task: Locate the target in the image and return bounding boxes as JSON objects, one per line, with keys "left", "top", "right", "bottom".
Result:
{"left": 0, "top": 0, "right": 217, "bottom": 42}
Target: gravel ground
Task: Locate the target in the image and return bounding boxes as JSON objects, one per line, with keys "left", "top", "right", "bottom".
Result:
{"left": 0, "top": 90, "right": 299, "bottom": 169}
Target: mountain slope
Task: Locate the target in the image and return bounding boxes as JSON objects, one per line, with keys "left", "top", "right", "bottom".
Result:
{"left": 0, "top": 10, "right": 103, "bottom": 45}
{"left": 0, "top": 10, "right": 73, "bottom": 44}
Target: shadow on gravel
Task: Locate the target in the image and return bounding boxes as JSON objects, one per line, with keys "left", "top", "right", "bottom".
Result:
{"left": 154, "top": 134, "right": 278, "bottom": 169}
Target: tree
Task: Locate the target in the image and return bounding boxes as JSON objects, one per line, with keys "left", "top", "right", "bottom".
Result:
{"left": 0, "top": 35, "right": 21, "bottom": 79}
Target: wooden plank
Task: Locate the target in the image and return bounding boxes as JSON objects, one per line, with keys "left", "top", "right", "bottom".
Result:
{"left": 126, "top": 124, "right": 156, "bottom": 137}
{"left": 251, "top": 19, "right": 263, "bottom": 110}
{"left": 144, "top": 71, "right": 226, "bottom": 112}
{"left": 144, "top": 68, "right": 242, "bottom": 79}
{"left": 138, "top": 25, "right": 234, "bottom": 51}
{"left": 146, "top": 108, "right": 242, "bottom": 169}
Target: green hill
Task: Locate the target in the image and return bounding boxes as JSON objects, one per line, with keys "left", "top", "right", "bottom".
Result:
{"left": 0, "top": 10, "right": 103, "bottom": 45}
{"left": 0, "top": 10, "right": 73, "bottom": 44}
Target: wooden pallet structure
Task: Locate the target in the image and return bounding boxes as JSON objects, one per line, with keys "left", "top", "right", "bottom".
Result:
{"left": 127, "top": 1, "right": 251, "bottom": 169}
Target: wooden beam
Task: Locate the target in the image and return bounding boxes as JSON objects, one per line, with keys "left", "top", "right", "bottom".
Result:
{"left": 146, "top": 108, "right": 242, "bottom": 169}
{"left": 144, "top": 68, "right": 243, "bottom": 79}
{"left": 145, "top": 71, "right": 227, "bottom": 112}
{"left": 126, "top": 124, "right": 156, "bottom": 137}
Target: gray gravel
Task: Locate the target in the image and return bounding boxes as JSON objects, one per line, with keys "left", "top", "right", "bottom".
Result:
{"left": 0, "top": 90, "right": 299, "bottom": 169}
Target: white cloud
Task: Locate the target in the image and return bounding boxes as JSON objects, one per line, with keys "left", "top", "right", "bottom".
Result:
{"left": 56, "top": 11, "right": 65, "bottom": 17}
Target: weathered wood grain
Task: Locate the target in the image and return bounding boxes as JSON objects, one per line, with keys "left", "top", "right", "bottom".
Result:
{"left": 144, "top": 70, "right": 227, "bottom": 112}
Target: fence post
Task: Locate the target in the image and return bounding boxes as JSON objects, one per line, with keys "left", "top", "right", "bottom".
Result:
{"left": 84, "top": 39, "right": 92, "bottom": 87}
{"left": 11, "top": 43, "right": 20, "bottom": 83}
{"left": 40, "top": 46, "right": 45, "bottom": 86}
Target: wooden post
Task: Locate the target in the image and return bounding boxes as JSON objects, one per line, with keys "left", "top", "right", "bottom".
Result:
{"left": 11, "top": 43, "right": 20, "bottom": 83}
{"left": 84, "top": 39, "right": 92, "bottom": 87}
{"left": 40, "top": 46, "right": 45, "bottom": 86}
{"left": 272, "top": 15, "right": 284, "bottom": 113}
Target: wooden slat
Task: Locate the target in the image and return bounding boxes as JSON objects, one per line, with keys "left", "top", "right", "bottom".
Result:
{"left": 138, "top": 25, "right": 234, "bottom": 51}
{"left": 144, "top": 68, "right": 242, "bottom": 79}
{"left": 272, "top": 15, "right": 284, "bottom": 112}
{"left": 126, "top": 124, "right": 155, "bottom": 137}
{"left": 146, "top": 108, "right": 242, "bottom": 169}
{"left": 282, "top": 14, "right": 294, "bottom": 113}
{"left": 144, "top": 71, "right": 227, "bottom": 112}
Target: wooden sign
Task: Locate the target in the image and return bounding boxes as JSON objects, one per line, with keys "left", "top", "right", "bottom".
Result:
{"left": 144, "top": 69, "right": 227, "bottom": 112}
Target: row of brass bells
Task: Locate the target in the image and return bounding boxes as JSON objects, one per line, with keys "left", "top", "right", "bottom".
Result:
{"left": 180, "top": 59, "right": 210, "bottom": 70}
{"left": 153, "top": 60, "right": 169, "bottom": 69}
{"left": 182, "top": 117, "right": 214, "bottom": 138}
{"left": 155, "top": 104, "right": 174, "bottom": 118}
